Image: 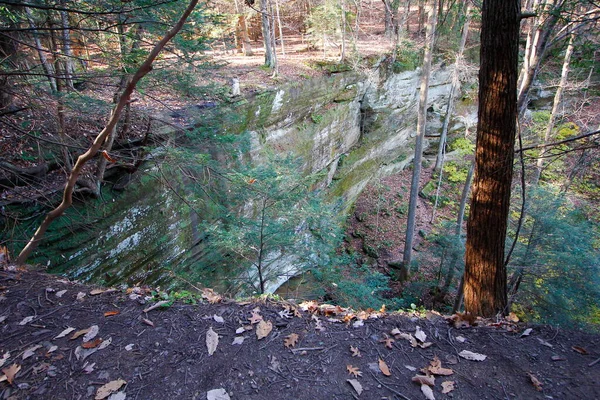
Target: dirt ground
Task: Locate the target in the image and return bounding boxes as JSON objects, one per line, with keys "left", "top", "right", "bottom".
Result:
{"left": 1, "top": 269, "right": 599, "bottom": 400}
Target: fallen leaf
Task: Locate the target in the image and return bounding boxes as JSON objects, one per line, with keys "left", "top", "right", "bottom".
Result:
{"left": 22, "top": 345, "right": 42, "bottom": 360}
{"left": 352, "top": 319, "right": 364, "bottom": 328}
{"left": 459, "top": 350, "right": 487, "bottom": 361}
{"left": 46, "top": 345, "right": 58, "bottom": 354}
{"left": 101, "top": 150, "right": 116, "bottom": 163}
{"left": 412, "top": 374, "right": 435, "bottom": 386}
{"left": 201, "top": 288, "right": 222, "bottom": 304}
{"left": 347, "top": 365, "right": 362, "bottom": 377}
{"left": 394, "top": 331, "right": 418, "bottom": 347}
{"left": 143, "top": 300, "right": 169, "bottom": 313}
{"left": 206, "top": 388, "right": 231, "bottom": 400}
{"left": 507, "top": 312, "right": 519, "bottom": 322}
{"left": 350, "top": 346, "right": 361, "bottom": 357}
{"left": 426, "top": 356, "right": 454, "bottom": 376}
{"left": 95, "top": 378, "right": 126, "bottom": 399}
{"left": 256, "top": 320, "right": 273, "bottom": 340}
{"left": 421, "top": 384, "right": 435, "bottom": 400}
{"left": 55, "top": 327, "right": 75, "bottom": 339}
{"left": 107, "top": 391, "right": 126, "bottom": 400}
{"left": 347, "top": 379, "right": 363, "bottom": 395}
{"left": 381, "top": 336, "right": 394, "bottom": 349}
{"left": 551, "top": 355, "right": 565, "bottom": 361}
{"left": 18, "top": 316, "right": 35, "bottom": 326}
{"left": 82, "top": 338, "right": 103, "bottom": 349}
{"left": 232, "top": 337, "right": 245, "bottom": 345}
{"left": 528, "top": 372, "right": 543, "bottom": 391}
{"left": 418, "top": 342, "right": 433, "bottom": 349}
{"left": 104, "top": 311, "right": 119, "bottom": 317}
{"left": 213, "top": 315, "right": 224, "bottom": 323}
{"left": 248, "top": 310, "right": 263, "bottom": 324}
{"left": 284, "top": 333, "right": 299, "bottom": 348}
{"left": 441, "top": 380, "right": 455, "bottom": 394}
{"left": 83, "top": 325, "right": 99, "bottom": 342}
{"left": 206, "top": 327, "right": 219, "bottom": 356}
{"left": 415, "top": 326, "right": 427, "bottom": 342}
{"left": 405, "top": 365, "right": 417, "bottom": 371}
{"left": 235, "top": 327, "right": 245, "bottom": 334}
{"left": 82, "top": 362, "right": 96, "bottom": 374}
{"left": 90, "top": 289, "right": 105, "bottom": 295}
{"left": 0, "top": 316, "right": 6, "bottom": 324}
{"left": 537, "top": 338, "right": 553, "bottom": 348}
{"left": 269, "top": 355, "right": 282, "bottom": 373}
{"left": 125, "top": 344, "right": 134, "bottom": 351}
{"left": 572, "top": 346, "right": 588, "bottom": 355}
{"left": 278, "top": 308, "right": 293, "bottom": 319}
{"left": 76, "top": 292, "right": 86, "bottom": 301}
{"left": 521, "top": 328, "right": 533, "bottom": 337}
{"left": 378, "top": 358, "right": 391, "bottom": 376}
{"left": 455, "top": 335, "right": 466, "bottom": 343}
{"left": 1, "top": 364, "right": 21, "bottom": 384}
{"left": 55, "top": 290, "right": 67, "bottom": 298}
{"left": 97, "top": 337, "right": 112, "bottom": 350}
{"left": 142, "top": 318, "right": 154, "bottom": 327}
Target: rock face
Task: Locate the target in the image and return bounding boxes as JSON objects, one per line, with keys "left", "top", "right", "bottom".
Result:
{"left": 31, "top": 64, "right": 453, "bottom": 291}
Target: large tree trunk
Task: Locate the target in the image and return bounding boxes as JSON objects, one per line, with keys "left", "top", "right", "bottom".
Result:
{"left": 463, "top": 0, "right": 520, "bottom": 318}
{"left": 261, "top": 0, "right": 276, "bottom": 69}
{"left": 400, "top": 3, "right": 437, "bottom": 277}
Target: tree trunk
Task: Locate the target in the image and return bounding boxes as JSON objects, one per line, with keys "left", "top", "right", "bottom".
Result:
{"left": 25, "top": 7, "right": 57, "bottom": 92}
{"left": 59, "top": 0, "right": 75, "bottom": 91}
{"left": 532, "top": 31, "right": 575, "bottom": 185}
{"left": 401, "top": 3, "right": 437, "bottom": 275}
{"left": 16, "top": 0, "right": 201, "bottom": 266}
{"left": 463, "top": 0, "right": 520, "bottom": 318}
{"left": 261, "top": 0, "right": 276, "bottom": 69}
{"left": 434, "top": 1, "right": 470, "bottom": 171}
{"left": 418, "top": 0, "right": 426, "bottom": 35}
{"left": 275, "top": 0, "right": 285, "bottom": 57}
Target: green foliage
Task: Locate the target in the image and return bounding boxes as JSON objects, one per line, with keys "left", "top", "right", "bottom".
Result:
{"left": 311, "top": 113, "right": 324, "bottom": 124}
{"left": 393, "top": 40, "right": 422, "bottom": 73}
{"left": 508, "top": 188, "right": 600, "bottom": 329}
{"left": 444, "top": 162, "right": 469, "bottom": 183}
{"left": 448, "top": 137, "right": 475, "bottom": 155}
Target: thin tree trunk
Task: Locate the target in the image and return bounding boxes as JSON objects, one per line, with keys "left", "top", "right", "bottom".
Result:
{"left": 340, "top": 0, "right": 346, "bottom": 61}
{"left": 401, "top": 3, "right": 437, "bottom": 276}
{"left": 261, "top": 0, "right": 276, "bottom": 68}
{"left": 434, "top": 1, "right": 470, "bottom": 171}
{"left": 532, "top": 31, "right": 575, "bottom": 185}
{"left": 418, "top": 0, "right": 426, "bottom": 35}
{"left": 16, "top": 0, "right": 201, "bottom": 266}
{"left": 464, "top": 0, "right": 520, "bottom": 317}
{"left": 25, "top": 7, "right": 57, "bottom": 92}
{"left": 275, "top": 0, "right": 285, "bottom": 57}
{"left": 59, "top": 0, "right": 74, "bottom": 91}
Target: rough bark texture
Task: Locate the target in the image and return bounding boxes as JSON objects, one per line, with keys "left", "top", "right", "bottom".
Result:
{"left": 464, "top": 0, "right": 520, "bottom": 317}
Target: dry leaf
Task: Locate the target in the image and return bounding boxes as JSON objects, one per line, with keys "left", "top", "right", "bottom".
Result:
{"left": 0, "top": 352, "right": 9, "bottom": 369}
{"left": 418, "top": 342, "right": 433, "bottom": 349}
{"left": 507, "top": 312, "right": 519, "bottom": 322}
{"left": 206, "top": 327, "right": 219, "bottom": 356}
{"left": 83, "top": 325, "right": 99, "bottom": 342}
{"left": 82, "top": 362, "right": 96, "bottom": 374}
{"left": 55, "top": 327, "right": 75, "bottom": 339}
{"left": 256, "top": 320, "right": 273, "bottom": 340}
{"left": 55, "top": 290, "right": 67, "bottom": 298}
{"left": 352, "top": 319, "right": 364, "bottom": 328}
{"left": 201, "top": 288, "right": 222, "bottom": 304}
{"left": 528, "top": 372, "right": 543, "bottom": 391}
{"left": 232, "top": 336, "right": 245, "bottom": 345}
{"left": 235, "top": 327, "right": 245, "bottom": 334}
{"left": 441, "top": 381, "right": 455, "bottom": 394}
{"left": 405, "top": 365, "right": 417, "bottom": 372}
{"left": 18, "top": 316, "right": 35, "bottom": 326}
{"left": 350, "top": 346, "right": 361, "bottom": 357}
{"left": 107, "top": 392, "right": 126, "bottom": 400}
{"left": 347, "top": 365, "right": 362, "bottom": 377}
{"left": 90, "top": 289, "right": 105, "bottom": 295}
{"left": 421, "top": 384, "right": 435, "bottom": 400}
{"left": 551, "top": 355, "right": 565, "bottom": 361}
{"left": 1, "top": 364, "right": 21, "bottom": 384}
{"left": 381, "top": 336, "right": 394, "bottom": 349}
{"left": 378, "top": 358, "right": 391, "bottom": 376}
{"left": 284, "top": 333, "right": 299, "bottom": 348}
{"left": 82, "top": 338, "right": 103, "bottom": 349}
{"left": 98, "top": 337, "right": 112, "bottom": 350}
{"left": 142, "top": 318, "right": 154, "bottom": 327}
{"left": 426, "top": 356, "right": 454, "bottom": 376}
{"left": 248, "top": 310, "right": 263, "bottom": 324}
{"left": 537, "top": 338, "right": 553, "bottom": 348}
{"left": 521, "top": 328, "right": 533, "bottom": 337}
{"left": 101, "top": 150, "right": 116, "bottom": 163}
{"left": 347, "top": 379, "right": 363, "bottom": 396}
{"left": 22, "top": 345, "right": 42, "bottom": 360}
{"left": 206, "top": 388, "right": 231, "bottom": 400}
{"left": 394, "top": 331, "right": 418, "bottom": 347}
{"left": 143, "top": 300, "right": 168, "bottom": 313}
{"left": 415, "top": 326, "right": 427, "bottom": 342}
{"left": 76, "top": 292, "right": 86, "bottom": 301}
{"left": 95, "top": 378, "right": 126, "bottom": 400}
{"left": 125, "top": 344, "right": 134, "bottom": 351}
{"left": 572, "top": 346, "right": 588, "bottom": 355}
{"left": 104, "top": 311, "right": 119, "bottom": 317}
{"left": 412, "top": 374, "right": 435, "bottom": 386}
{"left": 459, "top": 350, "right": 487, "bottom": 361}
{"left": 213, "top": 315, "right": 224, "bottom": 323}
{"left": 455, "top": 335, "right": 466, "bottom": 343}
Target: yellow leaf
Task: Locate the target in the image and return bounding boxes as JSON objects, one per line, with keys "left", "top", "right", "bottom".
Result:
{"left": 284, "top": 333, "right": 299, "bottom": 348}
{"left": 378, "top": 358, "right": 391, "bottom": 376}
{"left": 1, "top": 364, "right": 21, "bottom": 385}
{"left": 347, "top": 365, "right": 362, "bottom": 377}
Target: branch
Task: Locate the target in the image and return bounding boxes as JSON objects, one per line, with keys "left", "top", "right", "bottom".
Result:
{"left": 0, "top": 0, "right": 180, "bottom": 16}
{"left": 16, "top": 0, "right": 200, "bottom": 266}
{"left": 515, "top": 129, "right": 600, "bottom": 153}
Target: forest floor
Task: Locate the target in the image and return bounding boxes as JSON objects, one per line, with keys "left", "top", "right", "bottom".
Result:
{"left": 1, "top": 269, "right": 600, "bottom": 400}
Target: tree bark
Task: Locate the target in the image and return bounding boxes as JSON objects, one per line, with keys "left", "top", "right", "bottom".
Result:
{"left": 16, "top": 0, "right": 201, "bottom": 266}
{"left": 464, "top": 0, "right": 520, "bottom": 317}
{"left": 401, "top": 3, "right": 437, "bottom": 275}
{"left": 260, "top": 0, "right": 276, "bottom": 69}
{"left": 25, "top": 7, "right": 57, "bottom": 92}
{"left": 59, "top": 0, "right": 75, "bottom": 91}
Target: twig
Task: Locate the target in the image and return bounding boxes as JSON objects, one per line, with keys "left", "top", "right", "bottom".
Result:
{"left": 589, "top": 357, "right": 600, "bottom": 367}
{"left": 143, "top": 300, "right": 169, "bottom": 313}
{"left": 290, "top": 346, "right": 325, "bottom": 353}
{"left": 369, "top": 371, "right": 412, "bottom": 400}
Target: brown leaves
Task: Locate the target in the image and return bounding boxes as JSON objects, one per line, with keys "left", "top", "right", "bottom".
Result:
{"left": 0, "top": 364, "right": 21, "bottom": 384}
{"left": 528, "top": 372, "right": 543, "bottom": 391}
{"left": 104, "top": 310, "right": 119, "bottom": 317}
{"left": 70, "top": 327, "right": 91, "bottom": 340}
{"left": 82, "top": 338, "right": 103, "bottom": 349}
{"left": 248, "top": 309, "right": 263, "bottom": 324}
{"left": 350, "top": 345, "right": 361, "bottom": 357}
{"left": 256, "top": 320, "right": 273, "bottom": 340}
{"left": 101, "top": 150, "right": 116, "bottom": 163}
{"left": 201, "top": 288, "right": 222, "bottom": 304}
{"left": 347, "top": 365, "right": 362, "bottom": 377}
{"left": 95, "top": 378, "right": 126, "bottom": 399}
{"left": 380, "top": 335, "right": 394, "bottom": 349}
{"left": 441, "top": 381, "right": 455, "bottom": 394}
{"left": 572, "top": 346, "right": 589, "bottom": 355}
{"left": 284, "top": 333, "right": 299, "bottom": 348}
{"left": 424, "top": 356, "right": 453, "bottom": 376}
{"left": 412, "top": 374, "right": 435, "bottom": 386}
{"left": 378, "top": 358, "right": 391, "bottom": 376}
{"left": 206, "top": 327, "right": 219, "bottom": 356}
